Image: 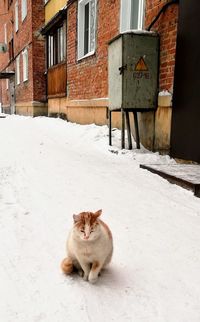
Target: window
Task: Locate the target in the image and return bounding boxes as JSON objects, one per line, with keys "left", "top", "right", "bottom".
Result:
{"left": 48, "top": 35, "right": 54, "bottom": 67}
{"left": 15, "top": 1, "right": 19, "bottom": 32}
{"left": 9, "top": 39, "right": 14, "bottom": 61}
{"left": 57, "top": 26, "right": 65, "bottom": 63}
{"left": 78, "top": 0, "right": 96, "bottom": 60}
{"left": 16, "top": 55, "right": 20, "bottom": 85}
{"left": 22, "top": 49, "right": 28, "bottom": 81}
{"left": 4, "top": 24, "right": 7, "bottom": 44}
{"left": 47, "top": 24, "right": 66, "bottom": 68}
{"left": 6, "top": 69, "right": 9, "bottom": 90}
{"left": 120, "top": 0, "right": 145, "bottom": 32}
{"left": 22, "top": 0, "right": 27, "bottom": 21}
{"left": 8, "top": 0, "right": 13, "bottom": 9}
{"left": 6, "top": 79, "right": 9, "bottom": 90}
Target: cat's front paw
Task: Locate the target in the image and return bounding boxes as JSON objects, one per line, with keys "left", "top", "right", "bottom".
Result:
{"left": 83, "top": 273, "right": 88, "bottom": 281}
{"left": 88, "top": 274, "right": 98, "bottom": 284}
{"left": 78, "top": 269, "right": 84, "bottom": 277}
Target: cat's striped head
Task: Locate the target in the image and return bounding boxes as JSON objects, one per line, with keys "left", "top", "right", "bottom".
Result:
{"left": 73, "top": 209, "right": 102, "bottom": 241}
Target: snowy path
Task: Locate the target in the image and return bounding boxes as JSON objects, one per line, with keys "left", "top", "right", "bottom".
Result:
{"left": 0, "top": 116, "right": 200, "bottom": 322}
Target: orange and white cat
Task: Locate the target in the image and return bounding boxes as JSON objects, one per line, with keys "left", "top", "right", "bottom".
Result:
{"left": 61, "top": 209, "right": 113, "bottom": 283}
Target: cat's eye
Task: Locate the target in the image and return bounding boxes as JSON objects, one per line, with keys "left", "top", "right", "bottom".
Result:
{"left": 81, "top": 229, "right": 85, "bottom": 233}
{"left": 90, "top": 230, "right": 94, "bottom": 233}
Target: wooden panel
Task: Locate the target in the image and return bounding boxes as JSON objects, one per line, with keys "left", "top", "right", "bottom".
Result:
{"left": 47, "top": 63, "right": 67, "bottom": 97}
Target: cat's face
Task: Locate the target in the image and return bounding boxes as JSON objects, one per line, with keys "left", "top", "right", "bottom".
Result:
{"left": 73, "top": 210, "right": 102, "bottom": 241}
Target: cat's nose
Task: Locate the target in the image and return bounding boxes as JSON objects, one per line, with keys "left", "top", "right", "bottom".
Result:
{"left": 84, "top": 235, "right": 89, "bottom": 240}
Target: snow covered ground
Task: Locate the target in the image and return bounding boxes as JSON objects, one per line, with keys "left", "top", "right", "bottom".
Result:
{"left": 0, "top": 115, "right": 200, "bottom": 322}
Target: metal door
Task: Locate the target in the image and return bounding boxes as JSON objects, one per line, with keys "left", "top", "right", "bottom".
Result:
{"left": 170, "top": 0, "right": 200, "bottom": 163}
{"left": 123, "top": 33, "right": 159, "bottom": 110}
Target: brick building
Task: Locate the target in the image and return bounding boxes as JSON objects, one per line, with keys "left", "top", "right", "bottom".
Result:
{"left": 42, "top": 0, "right": 179, "bottom": 153}
{"left": 0, "top": 0, "right": 180, "bottom": 154}
{"left": 0, "top": 0, "right": 47, "bottom": 116}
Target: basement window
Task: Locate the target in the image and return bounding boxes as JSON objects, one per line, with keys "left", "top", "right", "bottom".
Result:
{"left": 120, "top": 0, "right": 145, "bottom": 32}
{"left": 78, "top": 0, "right": 96, "bottom": 60}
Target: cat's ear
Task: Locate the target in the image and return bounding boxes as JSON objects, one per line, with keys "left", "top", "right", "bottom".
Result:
{"left": 94, "top": 209, "right": 102, "bottom": 218}
{"left": 73, "top": 214, "right": 79, "bottom": 223}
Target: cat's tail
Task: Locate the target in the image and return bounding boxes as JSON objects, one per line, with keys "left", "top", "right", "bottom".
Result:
{"left": 61, "top": 257, "right": 73, "bottom": 275}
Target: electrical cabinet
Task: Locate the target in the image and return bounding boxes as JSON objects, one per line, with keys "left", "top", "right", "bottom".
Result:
{"left": 108, "top": 32, "right": 159, "bottom": 111}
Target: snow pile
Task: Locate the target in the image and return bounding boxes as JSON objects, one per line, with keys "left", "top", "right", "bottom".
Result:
{"left": 158, "top": 90, "right": 172, "bottom": 97}
{"left": 0, "top": 115, "right": 200, "bottom": 322}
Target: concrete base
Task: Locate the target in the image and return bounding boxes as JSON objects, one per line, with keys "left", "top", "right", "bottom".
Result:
{"left": 47, "top": 95, "right": 172, "bottom": 153}
{"left": 2, "top": 105, "right": 11, "bottom": 115}
{"left": 15, "top": 101, "right": 48, "bottom": 116}
{"left": 48, "top": 97, "right": 110, "bottom": 125}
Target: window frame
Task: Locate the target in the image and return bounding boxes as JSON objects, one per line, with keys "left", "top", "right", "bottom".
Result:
{"left": 48, "top": 34, "right": 54, "bottom": 68}
{"left": 77, "top": 0, "right": 97, "bottom": 61}
{"left": 6, "top": 69, "right": 9, "bottom": 90}
{"left": 15, "top": 0, "right": 19, "bottom": 32}
{"left": 8, "top": 0, "right": 13, "bottom": 9}
{"left": 16, "top": 55, "right": 20, "bottom": 85}
{"left": 120, "top": 0, "right": 145, "bottom": 33}
{"left": 9, "top": 39, "right": 14, "bottom": 61}
{"left": 4, "top": 24, "right": 7, "bottom": 44}
{"left": 22, "top": 49, "right": 28, "bottom": 82}
{"left": 47, "top": 22, "right": 66, "bottom": 69}
{"left": 22, "top": 0, "right": 27, "bottom": 22}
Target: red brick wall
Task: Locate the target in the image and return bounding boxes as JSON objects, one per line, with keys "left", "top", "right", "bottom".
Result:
{"left": 145, "top": 0, "right": 179, "bottom": 92}
{"left": 67, "top": 0, "right": 120, "bottom": 100}
{"left": 14, "top": 0, "right": 33, "bottom": 102}
{"left": 32, "top": 0, "right": 46, "bottom": 102}
{"left": 0, "top": 0, "right": 46, "bottom": 109}
{"left": 15, "top": 45, "right": 34, "bottom": 102}
{"left": 1, "top": 0, "right": 178, "bottom": 111}
{"left": 0, "top": 1, "right": 9, "bottom": 71}
{"left": 0, "top": 0, "right": 14, "bottom": 107}
{"left": 67, "top": 0, "right": 178, "bottom": 100}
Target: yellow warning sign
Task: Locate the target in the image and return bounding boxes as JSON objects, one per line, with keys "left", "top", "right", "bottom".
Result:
{"left": 134, "top": 57, "right": 148, "bottom": 71}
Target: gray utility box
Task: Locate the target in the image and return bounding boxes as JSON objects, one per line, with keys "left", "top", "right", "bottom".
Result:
{"left": 108, "top": 32, "right": 159, "bottom": 111}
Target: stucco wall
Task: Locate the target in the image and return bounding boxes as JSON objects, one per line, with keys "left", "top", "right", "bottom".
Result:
{"left": 45, "top": 0, "right": 68, "bottom": 23}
